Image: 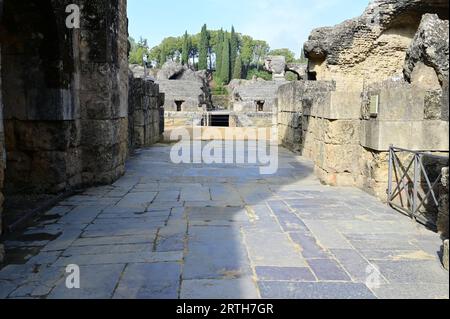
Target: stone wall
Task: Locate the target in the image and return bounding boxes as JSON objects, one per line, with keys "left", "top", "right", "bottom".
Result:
{"left": 304, "top": 0, "right": 449, "bottom": 91}
{"left": 128, "top": 75, "right": 164, "bottom": 149}
{"left": 277, "top": 81, "right": 362, "bottom": 186}
{"left": 229, "top": 79, "right": 285, "bottom": 113}
{"left": 0, "top": 0, "right": 4, "bottom": 262}
{"left": 155, "top": 61, "right": 212, "bottom": 113}
{"left": 0, "top": 0, "right": 133, "bottom": 251}
{"left": 279, "top": 0, "right": 449, "bottom": 211}
{"left": 0, "top": 0, "right": 130, "bottom": 194}
{"left": 439, "top": 167, "right": 449, "bottom": 239}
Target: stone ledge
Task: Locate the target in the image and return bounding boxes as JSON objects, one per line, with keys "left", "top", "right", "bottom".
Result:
{"left": 361, "top": 120, "right": 449, "bottom": 151}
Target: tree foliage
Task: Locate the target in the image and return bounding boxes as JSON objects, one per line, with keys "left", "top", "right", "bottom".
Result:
{"left": 143, "top": 25, "right": 295, "bottom": 83}
{"left": 128, "top": 37, "right": 150, "bottom": 65}
{"left": 230, "top": 26, "right": 239, "bottom": 75}
{"left": 181, "top": 31, "right": 190, "bottom": 65}
{"left": 198, "top": 24, "right": 209, "bottom": 70}
{"left": 220, "top": 37, "right": 231, "bottom": 84}
{"left": 232, "top": 55, "right": 242, "bottom": 80}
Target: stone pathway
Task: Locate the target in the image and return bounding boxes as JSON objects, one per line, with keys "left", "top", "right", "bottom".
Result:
{"left": 0, "top": 143, "right": 448, "bottom": 299}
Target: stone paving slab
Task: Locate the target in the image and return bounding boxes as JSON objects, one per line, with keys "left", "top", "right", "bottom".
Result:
{"left": 113, "top": 263, "right": 181, "bottom": 299}
{"left": 258, "top": 281, "right": 377, "bottom": 299}
{"left": 0, "top": 144, "right": 448, "bottom": 299}
{"left": 243, "top": 231, "right": 307, "bottom": 267}
{"left": 48, "top": 264, "right": 125, "bottom": 299}
{"left": 54, "top": 251, "right": 183, "bottom": 267}
{"left": 181, "top": 278, "right": 259, "bottom": 299}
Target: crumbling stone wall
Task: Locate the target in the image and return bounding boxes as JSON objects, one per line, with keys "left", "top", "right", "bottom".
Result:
{"left": 128, "top": 74, "right": 164, "bottom": 149}
{"left": 278, "top": 81, "right": 362, "bottom": 186}
{"left": 279, "top": 0, "right": 449, "bottom": 201}
{"left": 229, "top": 79, "right": 284, "bottom": 113}
{"left": 304, "top": 0, "right": 449, "bottom": 91}
{"left": 155, "top": 61, "right": 212, "bottom": 113}
{"left": 0, "top": 0, "right": 135, "bottom": 250}
{"left": 438, "top": 167, "right": 449, "bottom": 239}
{"left": 0, "top": 0, "right": 130, "bottom": 194}
{"left": 0, "top": 0, "right": 4, "bottom": 261}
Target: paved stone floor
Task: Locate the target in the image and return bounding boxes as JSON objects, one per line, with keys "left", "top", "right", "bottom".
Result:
{"left": 0, "top": 143, "right": 448, "bottom": 299}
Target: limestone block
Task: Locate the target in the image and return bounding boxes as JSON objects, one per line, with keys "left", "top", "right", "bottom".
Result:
{"left": 328, "top": 92, "right": 362, "bottom": 120}
{"left": 324, "top": 120, "right": 360, "bottom": 145}
{"left": 425, "top": 90, "right": 443, "bottom": 120}
{"left": 438, "top": 167, "right": 449, "bottom": 239}
{"left": 442, "top": 79, "right": 449, "bottom": 121}
{"left": 361, "top": 120, "right": 449, "bottom": 151}
{"left": 322, "top": 143, "right": 360, "bottom": 174}
{"left": 378, "top": 86, "right": 426, "bottom": 121}
{"left": 443, "top": 240, "right": 449, "bottom": 271}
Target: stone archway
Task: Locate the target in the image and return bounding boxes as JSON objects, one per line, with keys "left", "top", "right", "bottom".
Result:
{"left": 1, "top": 0, "right": 80, "bottom": 196}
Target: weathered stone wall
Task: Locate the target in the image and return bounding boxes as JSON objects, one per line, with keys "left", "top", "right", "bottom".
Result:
{"left": 304, "top": 0, "right": 449, "bottom": 91}
{"left": 78, "top": 0, "right": 129, "bottom": 186}
{"left": 0, "top": 0, "right": 130, "bottom": 194}
{"left": 278, "top": 0, "right": 450, "bottom": 204}
{"left": 0, "top": 0, "right": 132, "bottom": 248}
{"left": 278, "top": 81, "right": 362, "bottom": 186}
{"left": 439, "top": 167, "right": 449, "bottom": 239}
{"left": 128, "top": 75, "right": 163, "bottom": 149}
{"left": 229, "top": 79, "right": 284, "bottom": 113}
{"left": 155, "top": 61, "right": 212, "bottom": 113}
{"left": 0, "top": 0, "right": 4, "bottom": 262}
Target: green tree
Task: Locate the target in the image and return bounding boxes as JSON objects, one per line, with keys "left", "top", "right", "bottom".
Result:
{"left": 128, "top": 36, "right": 150, "bottom": 65}
{"left": 198, "top": 24, "right": 209, "bottom": 70}
{"left": 268, "top": 48, "right": 296, "bottom": 63}
{"left": 220, "top": 38, "right": 231, "bottom": 84}
{"left": 230, "top": 26, "right": 239, "bottom": 75}
{"left": 240, "top": 35, "right": 255, "bottom": 67}
{"left": 232, "top": 55, "right": 242, "bottom": 79}
{"left": 253, "top": 40, "right": 270, "bottom": 70}
{"left": 214, "top": 29, "right": 225, "bottom": 80}
{"left": 181, "top": 31, "right": 190, "bottom": 66}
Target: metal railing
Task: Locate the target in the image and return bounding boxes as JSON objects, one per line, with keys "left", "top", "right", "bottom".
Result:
{"left": 387, "top": 145, "right": 449, "bottom": 228}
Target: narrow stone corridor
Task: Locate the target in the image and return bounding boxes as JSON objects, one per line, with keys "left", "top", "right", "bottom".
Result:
{"left": 0, "top": 143, "right": 448, "bottom": 299}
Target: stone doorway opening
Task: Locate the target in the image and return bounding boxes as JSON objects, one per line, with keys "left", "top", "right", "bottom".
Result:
{"left": 175, "top": 100, "right": 185, "bottom": 112}
{"left": 256, "top": 100, "right": 265, "bottom": 112}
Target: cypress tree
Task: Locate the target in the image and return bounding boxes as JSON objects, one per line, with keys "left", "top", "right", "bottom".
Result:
{"left": 181, "top": 31, "right": 189, "bottom": 66}
{"left": 232, "top": 55, "right": 242, "bottom": 79}
{"left": 220, "top": 37, "right": 231, "bottom": 84}
{"left": 198, "top": 24, "right": 209, "bottom": 70}
{"left": 230, "top": 26, "right": 239, "bottom": 75}
{"left": 215, "top": 29, "right": 224, "bottom": 81}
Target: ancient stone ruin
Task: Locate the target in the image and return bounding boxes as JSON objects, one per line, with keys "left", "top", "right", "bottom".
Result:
{"left": 155, "top": 62, "right": 212, "bottom": 127}
{"left": 278, "top": 0, "right": 449, "bottom": 263}
{"left": 0, "top": 0, "right": 448, "bottom": 292}
{"left": 0, "top": 0, "right": 163, "bottom": 262}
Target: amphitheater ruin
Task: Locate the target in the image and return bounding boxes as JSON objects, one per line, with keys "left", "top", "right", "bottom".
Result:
{"left": 0, "top": 0, "right": 448, "bottom": 299}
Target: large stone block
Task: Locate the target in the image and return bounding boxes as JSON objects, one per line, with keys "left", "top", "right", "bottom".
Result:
{"left": 324, "top": 120, "right": 360, "bottom": 145}
{"left": 443, "top": 240, "right": 449, "bottom": 271}
{"left": 361, "top": 120, "right": 449, "bottom": 151}
{"left": 438, "top": 167, "right": 449, "bottom": 239}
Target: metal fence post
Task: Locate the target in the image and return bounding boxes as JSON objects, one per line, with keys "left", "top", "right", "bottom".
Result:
{"left": 412, "top": 153, "right": 420, "bottom": 219}
{"left": 388, "top": 145, "right": 393, "bottom": 203}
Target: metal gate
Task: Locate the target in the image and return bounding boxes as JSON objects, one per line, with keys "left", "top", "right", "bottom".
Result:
{"left": 387, "top": 145, "right": 449, "bottom": 228}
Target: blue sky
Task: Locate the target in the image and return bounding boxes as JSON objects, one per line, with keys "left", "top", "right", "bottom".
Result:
{"left": 128, "top": 0, "right": 370, "bottom": 57}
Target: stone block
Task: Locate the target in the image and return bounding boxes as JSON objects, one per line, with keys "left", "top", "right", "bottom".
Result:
{"left": 438, "top": 167, "right": 449, "bottom": 239}
{"left": 361, "top": 120, "right": 449, "bottom": 151}
{"left": 443, "top": 240, "right": 449, "bottom": 271}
